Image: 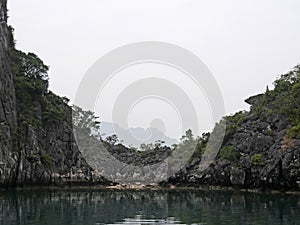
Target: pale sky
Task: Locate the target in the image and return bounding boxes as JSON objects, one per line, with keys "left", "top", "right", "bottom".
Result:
{"left": 7, "top": 0, "right": 300, "bottom": 139}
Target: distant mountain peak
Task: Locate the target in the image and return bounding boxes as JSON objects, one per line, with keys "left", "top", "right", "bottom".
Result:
{"left": 100, "top": 121, "right": 178, "bottom": 148}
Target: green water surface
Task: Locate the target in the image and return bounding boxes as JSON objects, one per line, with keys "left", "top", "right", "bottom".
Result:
{"left": 0, "top": 188, "right": 299, "bottom": 225}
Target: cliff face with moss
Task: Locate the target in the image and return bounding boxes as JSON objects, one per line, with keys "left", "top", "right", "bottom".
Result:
{"left": 0, "top": 0, "right": 108, "bottom": 186}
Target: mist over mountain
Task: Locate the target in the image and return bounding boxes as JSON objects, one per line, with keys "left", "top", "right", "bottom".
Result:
{"left": 100, "top": 121, "right": 178, "bottom": 148}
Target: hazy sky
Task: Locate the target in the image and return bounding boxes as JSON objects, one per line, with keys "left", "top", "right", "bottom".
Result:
{"left": 7, "top": 0, "right": 300, "bottom": 139}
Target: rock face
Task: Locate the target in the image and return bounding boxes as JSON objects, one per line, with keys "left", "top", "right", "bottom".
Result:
{"left": 0, "top": 0, "right": 108, "bottom": 186}
{"left": 0, "top": 0, "right": 18, "bottom": 185}
{"left": 13, "top": 103, "right": 102, "bottom": 186}
{"left": 167, "top": 95, "right": 300, "bottom": 190}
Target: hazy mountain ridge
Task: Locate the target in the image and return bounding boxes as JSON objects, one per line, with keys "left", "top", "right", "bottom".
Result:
{"left": 100, "top": 121, "right": 178, "bottom": 148}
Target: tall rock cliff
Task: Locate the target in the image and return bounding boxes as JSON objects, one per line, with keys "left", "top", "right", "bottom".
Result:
{"left": 0, "top": 0, "right": 108, "bottom": 186}
{"left": 0, "top": 0, "right": 18, "bottom": 185}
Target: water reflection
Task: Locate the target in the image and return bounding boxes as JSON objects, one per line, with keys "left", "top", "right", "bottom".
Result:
{"left": 109, "top": 215, "right": 184, "bottom": 224}
{"left": 0, "top": 189, "right": 299, "bottom": 225}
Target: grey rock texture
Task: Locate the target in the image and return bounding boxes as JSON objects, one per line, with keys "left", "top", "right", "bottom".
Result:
{"left": 167, "top": 98, "right": 300, "bottom": 190}
{"left": 0, "top": 0, "right": 109, "bottom": 186}
{"left": 13, "top": 103, "right": 107, "bottom": 186}
{"left": 0, "top": 0, "right": 18, "bottom": 185}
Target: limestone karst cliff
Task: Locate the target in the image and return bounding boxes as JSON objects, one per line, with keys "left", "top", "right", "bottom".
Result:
{"left": 0, "top": 0, "right": 18, "bottom": 185}
{"left": 0, "top": 0, "right": 108, "bottom": 186}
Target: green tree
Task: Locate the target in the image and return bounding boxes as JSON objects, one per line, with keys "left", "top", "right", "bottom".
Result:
{"left": 72, "top": 105, "right": 101, "bottom": 138}
{"left": 154, "top": 140, "right": 165, "bottom": 148}
{"left": 11, "top": 50, "right": 49, "bottom": 94}
{"left": 105, "top": 134, "right": 119, "bottom": 145}
{"left": 180, "top": 129, "right": 194, "bottom": 143}
{"left": 140, "top": 143, "right": 154, "bottom": 151}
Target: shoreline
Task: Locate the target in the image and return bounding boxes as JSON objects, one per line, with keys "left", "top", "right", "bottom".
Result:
{"left": 1, "top": 184, "right": 300, "bottom": 195}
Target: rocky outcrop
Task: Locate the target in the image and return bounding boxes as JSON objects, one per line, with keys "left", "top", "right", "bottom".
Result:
{"left": 167, "top": 98, "right": 300, "bottom": 190}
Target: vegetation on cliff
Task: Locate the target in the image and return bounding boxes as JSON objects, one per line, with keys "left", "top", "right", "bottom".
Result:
{"left": 0, "top": 21, "right": 104, "bottom": 186}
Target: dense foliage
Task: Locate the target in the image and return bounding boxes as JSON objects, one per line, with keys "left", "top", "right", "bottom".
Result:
{"left": 10, "top": 49, "right": 49, "bottom": 128}
{"left": 10, "top": 46, "right": 71, "bottom": 132}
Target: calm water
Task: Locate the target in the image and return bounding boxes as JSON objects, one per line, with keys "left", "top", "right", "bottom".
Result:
{"left": 0, "top": 189, "right": 299, "bottom": 225}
